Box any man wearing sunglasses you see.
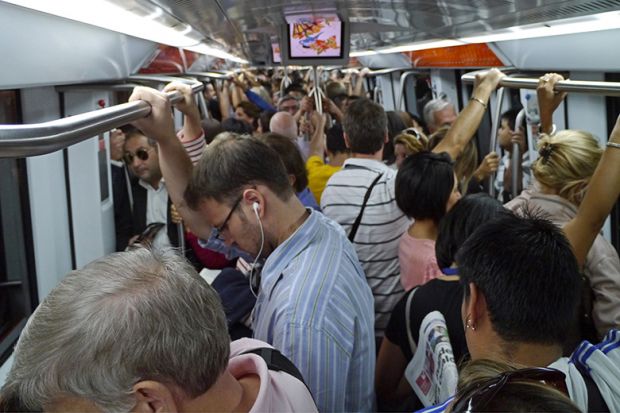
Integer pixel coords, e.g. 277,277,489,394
122,94,205,252
127,83,376,413
121,129,176,249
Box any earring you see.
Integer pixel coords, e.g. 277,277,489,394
466,318,476,331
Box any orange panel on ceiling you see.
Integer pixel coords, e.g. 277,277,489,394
406,43,504,68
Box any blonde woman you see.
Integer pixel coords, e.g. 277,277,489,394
506,74,620,339
430,127,500,194
448,359,580,412
393,131,428,168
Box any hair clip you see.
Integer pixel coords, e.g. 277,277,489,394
539,143,554,163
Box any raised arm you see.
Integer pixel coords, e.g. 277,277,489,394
537,73,568,135
352,68,369,97
433,68,505,160
217,79,232,120
129,86,210,239
564,114,620,267
308,111,327,159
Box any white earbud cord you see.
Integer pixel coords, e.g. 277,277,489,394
249,210,264,298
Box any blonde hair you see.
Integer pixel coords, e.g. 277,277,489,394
394,132,428,156
450,359,580,413
533,130,602,205
429,127,478,194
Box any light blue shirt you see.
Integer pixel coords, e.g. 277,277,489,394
252,209,376,412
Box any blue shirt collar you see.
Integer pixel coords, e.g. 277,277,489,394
261,208,319,289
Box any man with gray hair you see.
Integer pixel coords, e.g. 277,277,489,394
119,84,376,412
0,248,317,412
423,96,457,133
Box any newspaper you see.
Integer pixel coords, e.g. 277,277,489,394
404,311,458,407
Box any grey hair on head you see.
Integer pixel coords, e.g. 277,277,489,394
423,97,453,130
1,248,229,412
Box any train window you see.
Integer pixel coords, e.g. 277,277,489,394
0,90,37,365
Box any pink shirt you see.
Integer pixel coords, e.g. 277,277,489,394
229,338,318,412
398,232,443,291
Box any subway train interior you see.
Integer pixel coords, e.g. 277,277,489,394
1,0,620,408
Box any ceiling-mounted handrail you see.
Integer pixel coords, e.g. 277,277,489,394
462,71,620,96
0,81,203,158
365,68,417,77
186,71,234,80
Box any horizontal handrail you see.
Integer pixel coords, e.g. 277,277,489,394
0,81,203,158
462,71,620,96
186,71,235,80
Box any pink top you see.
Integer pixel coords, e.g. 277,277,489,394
398,232,443,291
229,338,318,413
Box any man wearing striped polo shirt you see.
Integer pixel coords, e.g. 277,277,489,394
321,98,411,338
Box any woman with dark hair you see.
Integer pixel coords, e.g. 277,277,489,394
395,152,461,291
235,101,261,132
376,194,505,411
256,133,320,211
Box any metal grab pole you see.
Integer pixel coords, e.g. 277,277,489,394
462,72,620,96
196,90,210,120
488,87,505,198
310,67,323,114
0,82,203,158
511,109,526,199
397,71,417,111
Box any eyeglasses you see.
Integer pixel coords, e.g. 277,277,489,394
450,367,568,412
123,147,150,164
214,196,243,240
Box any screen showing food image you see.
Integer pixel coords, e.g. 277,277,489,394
272,42,281,63
288,15,343,58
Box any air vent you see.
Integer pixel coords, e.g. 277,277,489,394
520,0,620,23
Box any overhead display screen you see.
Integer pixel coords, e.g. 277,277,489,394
287,15,344,59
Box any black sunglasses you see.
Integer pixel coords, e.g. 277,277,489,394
451,367,568,412
123,148,150,164
214,196,243,239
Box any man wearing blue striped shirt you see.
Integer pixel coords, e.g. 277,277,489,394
188,136,375,412
128,83,376,412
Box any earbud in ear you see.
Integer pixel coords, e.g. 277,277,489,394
252,202,260,214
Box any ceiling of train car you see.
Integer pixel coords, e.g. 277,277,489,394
143,0,620,64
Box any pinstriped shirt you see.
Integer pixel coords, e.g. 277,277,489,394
321,158,411,335
252,209,375,413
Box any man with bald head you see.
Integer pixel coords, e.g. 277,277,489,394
269,111,310,159
269,111,298,140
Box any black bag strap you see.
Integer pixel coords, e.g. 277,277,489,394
242,347,310,392
348,173,383,242
575,361,610,412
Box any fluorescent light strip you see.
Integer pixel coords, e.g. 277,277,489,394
184,45,249,64
3,0,248,62
372,10,620,54
377,39,462,54
461,10,620,43
350,50,379,57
